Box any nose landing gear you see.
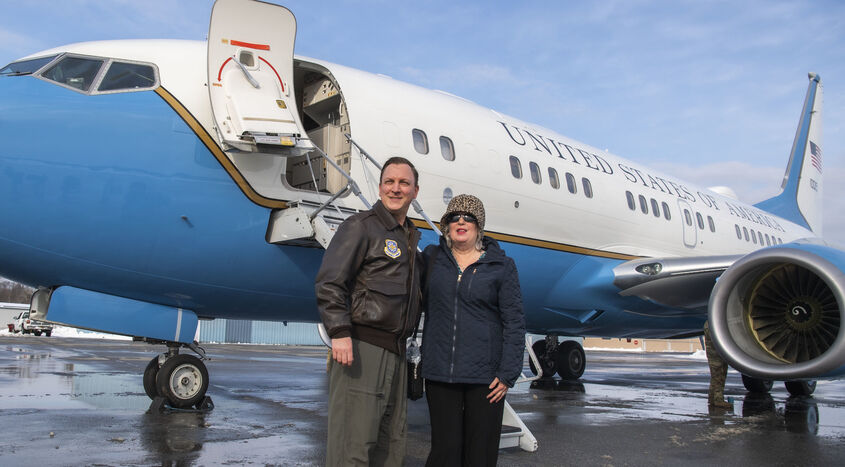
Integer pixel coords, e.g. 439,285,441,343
143,341,212,410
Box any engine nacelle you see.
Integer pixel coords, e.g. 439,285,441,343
709,242,845,380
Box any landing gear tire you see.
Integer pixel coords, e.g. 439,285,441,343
529,340,556,378
555,341,586,380
34,330,42,336
785,380,817,396
155,354,209,408
742,374,773,393
143,357,160,400
45,330,51,337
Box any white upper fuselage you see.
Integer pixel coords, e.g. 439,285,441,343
25,39,815,259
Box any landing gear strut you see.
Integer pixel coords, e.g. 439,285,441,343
741,374,817,397
143,342,211,409
528,335,586,380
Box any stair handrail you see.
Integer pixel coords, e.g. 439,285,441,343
306,144,371,220
344,134,442,236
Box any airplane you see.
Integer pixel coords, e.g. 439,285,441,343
0,0,840,411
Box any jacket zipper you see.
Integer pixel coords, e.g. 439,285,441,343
398,230,418,353
449,271,462,379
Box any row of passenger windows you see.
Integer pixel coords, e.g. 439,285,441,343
626,191,672,221
410,129,596,199
734,224,783,246
625,191,716,232
412,129,455,161
508,156,594,197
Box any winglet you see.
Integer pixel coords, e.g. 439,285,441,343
754,73,823,234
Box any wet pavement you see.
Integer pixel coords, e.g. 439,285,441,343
1,336,844,466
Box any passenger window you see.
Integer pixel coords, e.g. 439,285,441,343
566,173,577,194
707,216,715,232
626,191,635,210
696,212,704,230
638,195,648,214
735,224,742,239
743,227,749,241
509,155,522,179
548,168,560,189
41,55,104,92
582,178,593,198
98,61,156,92
412,129,429,154
684,209,692,226
661,202,671,220
765,234,771,246
750,229,757,244
650,199,660,217
439,136,455,161
1,55,57,76
529,162,542,184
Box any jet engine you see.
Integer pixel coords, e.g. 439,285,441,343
709,242,845,380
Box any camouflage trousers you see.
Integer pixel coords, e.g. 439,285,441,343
703,321,728,403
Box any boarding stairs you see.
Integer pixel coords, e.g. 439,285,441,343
265,135,539,452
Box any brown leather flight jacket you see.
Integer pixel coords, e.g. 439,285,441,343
315,200,422,355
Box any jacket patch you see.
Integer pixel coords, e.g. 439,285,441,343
384,239,401,259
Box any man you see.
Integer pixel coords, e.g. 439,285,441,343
704,321,732,409
315,156,422,466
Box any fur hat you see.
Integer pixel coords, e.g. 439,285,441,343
440,194,486,233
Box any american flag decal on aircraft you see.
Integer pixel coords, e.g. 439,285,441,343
810,141,822,172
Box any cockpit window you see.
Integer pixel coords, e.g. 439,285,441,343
30,53,159,95
0,55,58,76
98,62,156,92
41,56,105,92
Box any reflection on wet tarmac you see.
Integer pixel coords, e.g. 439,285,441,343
0,346,149,410
141,411,206,465
529,379,586,393
3,340,845,465
741,393,821,435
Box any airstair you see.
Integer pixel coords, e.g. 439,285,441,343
264,135,539,452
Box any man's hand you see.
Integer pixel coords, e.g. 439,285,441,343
331,337,354,366
487,377,508,403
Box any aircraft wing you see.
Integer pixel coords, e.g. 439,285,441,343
612,255,742,311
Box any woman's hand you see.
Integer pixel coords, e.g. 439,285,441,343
487,377,508,403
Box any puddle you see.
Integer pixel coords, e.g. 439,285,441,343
0,357,150,410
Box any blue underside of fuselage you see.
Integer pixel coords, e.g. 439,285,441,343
0,77,704,338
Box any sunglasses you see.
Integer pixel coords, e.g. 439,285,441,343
446,212,478,225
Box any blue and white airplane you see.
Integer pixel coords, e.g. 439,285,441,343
0,0,840,408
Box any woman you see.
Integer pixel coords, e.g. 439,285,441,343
421,194,526,467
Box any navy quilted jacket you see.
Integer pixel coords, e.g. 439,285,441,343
420,236,526,387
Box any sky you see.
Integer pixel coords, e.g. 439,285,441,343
2,0,844,243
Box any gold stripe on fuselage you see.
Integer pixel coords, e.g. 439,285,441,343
154,87,287,209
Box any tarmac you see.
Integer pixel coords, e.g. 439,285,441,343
2,334,845,466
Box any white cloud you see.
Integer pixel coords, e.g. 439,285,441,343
0,27,46,63
653,160,845,245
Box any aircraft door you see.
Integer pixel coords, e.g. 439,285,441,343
207,0,308,154
677,199,697,248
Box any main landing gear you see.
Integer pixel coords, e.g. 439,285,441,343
142,341,212,410
528,335,586,380
741,374,817,397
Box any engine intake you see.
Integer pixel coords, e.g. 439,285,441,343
709,243,845,380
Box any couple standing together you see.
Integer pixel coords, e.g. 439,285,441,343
315,157,526,466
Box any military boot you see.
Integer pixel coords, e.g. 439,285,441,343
708,390,732,409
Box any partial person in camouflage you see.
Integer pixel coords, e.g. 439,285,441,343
703,321,732,409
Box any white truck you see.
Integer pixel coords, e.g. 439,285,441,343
8,310,53,336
